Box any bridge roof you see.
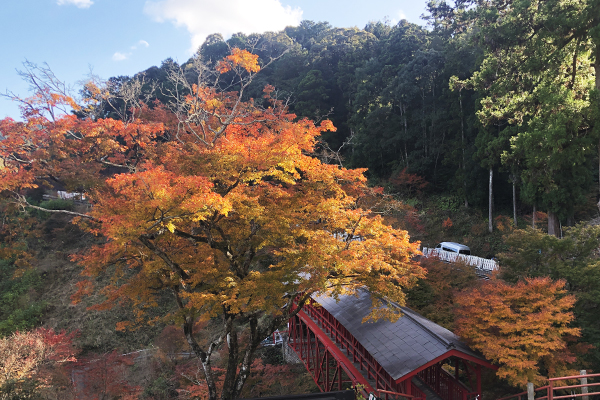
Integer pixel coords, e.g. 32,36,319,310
312,289,490,381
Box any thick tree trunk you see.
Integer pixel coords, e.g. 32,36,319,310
548,210,559,237
183,317,218,400
221,325,239,400
532,204,536,229
489,168,493,233
231,317,260,399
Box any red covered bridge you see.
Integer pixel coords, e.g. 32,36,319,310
287,289,496,400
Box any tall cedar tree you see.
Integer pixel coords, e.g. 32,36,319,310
454,277,580,388
0,50,424,400
452,0,600,233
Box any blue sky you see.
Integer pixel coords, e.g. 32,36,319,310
1,0,431,119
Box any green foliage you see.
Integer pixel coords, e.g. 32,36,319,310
431,195,463,212
39,199,74,211
29,199,75,220
260,346,285,366
0,378,43,400
141,375,174,399
460,0,600,220
0,260,46,337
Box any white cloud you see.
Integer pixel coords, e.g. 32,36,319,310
130,40,150,50
144,0,303,53
390,9,407,25
112,52,130,61
56,0,94,9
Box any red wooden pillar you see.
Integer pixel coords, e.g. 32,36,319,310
455,358,460,381
476,364,482,398
436,363,442,394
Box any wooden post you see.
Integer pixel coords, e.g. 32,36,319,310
477,364,482,397
581,370,589,400
455,358,460,381
527,382,535,400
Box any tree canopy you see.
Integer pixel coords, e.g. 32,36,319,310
0,50,424,400
454,277,580,388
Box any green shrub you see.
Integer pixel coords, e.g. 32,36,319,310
39,199,74,211
0,260,46,337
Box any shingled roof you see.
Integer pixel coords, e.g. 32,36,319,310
311,288,489,381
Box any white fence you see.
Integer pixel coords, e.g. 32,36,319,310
422,247,498,271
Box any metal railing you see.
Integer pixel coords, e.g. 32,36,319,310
417,363,477,400
497,372,600,400
422,248,498,271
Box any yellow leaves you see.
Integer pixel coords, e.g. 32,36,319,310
95,166,231,239
205,98,222,110
165,222,176,233
216,48,261,74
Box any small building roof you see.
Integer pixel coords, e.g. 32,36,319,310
312,288,490,381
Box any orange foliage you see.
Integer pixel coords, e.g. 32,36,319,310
216,48,261,74
442,217,453,229
454,277,580,387
0,49,424,400
494,214,514,232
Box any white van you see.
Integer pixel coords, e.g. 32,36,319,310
435,242,471,255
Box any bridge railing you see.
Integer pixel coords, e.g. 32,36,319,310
302,301,426,400
496,372,600,400
422,248,498,272
288,315,359,393
417,363,477,400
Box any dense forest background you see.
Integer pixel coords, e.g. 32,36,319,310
94,0,599,233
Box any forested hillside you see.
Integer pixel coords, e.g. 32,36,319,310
1,0,600,398
95,1,599,230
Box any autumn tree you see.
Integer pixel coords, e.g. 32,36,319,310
0,49,424,400
72,351,141,400
500,225,600,367
0,328,78,399
454,277,580,387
